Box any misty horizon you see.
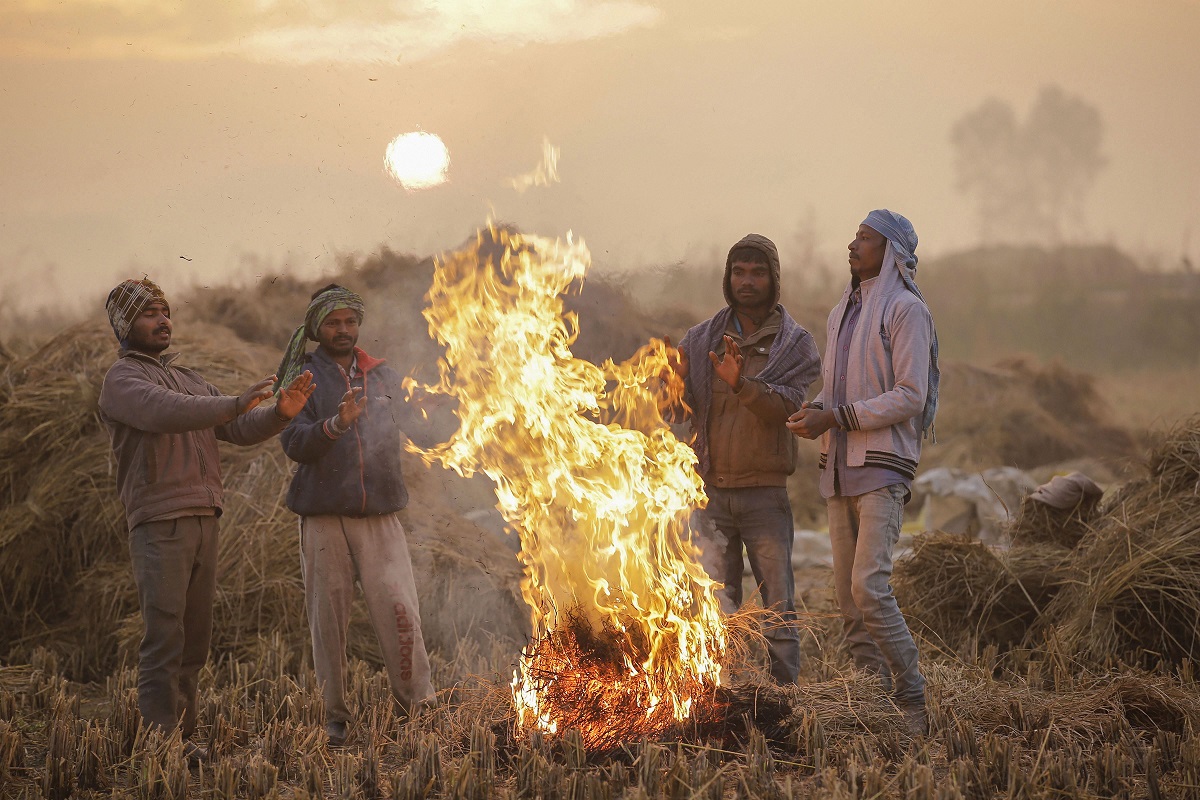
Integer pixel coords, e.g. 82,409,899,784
2,1,1198,312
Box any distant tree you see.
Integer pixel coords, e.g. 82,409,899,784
951,85,1105,244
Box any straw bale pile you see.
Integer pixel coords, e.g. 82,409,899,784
1046,417,1200,665
0,322,138,677
1008,490,1100,549
893,534,1073,653
897,417,1200,666
0,321,527,681
931,357,1135,470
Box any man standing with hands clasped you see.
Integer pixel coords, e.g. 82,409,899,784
278,284,435,749
787,210,939,735
99,278,315,765
667,234,821,685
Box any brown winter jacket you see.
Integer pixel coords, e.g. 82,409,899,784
704,309,798,487
98,350,288,529
677,234,822,489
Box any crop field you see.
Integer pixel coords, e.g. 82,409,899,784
2,243,1199,798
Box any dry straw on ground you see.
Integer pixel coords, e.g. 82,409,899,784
1047,417,1200,666
893,534,1073,654
1008,492,1100,549
930,357,1136,470
896,416,1200,667
4,634,1200,799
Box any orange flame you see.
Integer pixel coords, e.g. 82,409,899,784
406,225,725,748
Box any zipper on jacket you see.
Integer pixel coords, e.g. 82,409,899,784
340,365,369,515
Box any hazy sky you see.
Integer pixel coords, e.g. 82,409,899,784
2,0,1198,309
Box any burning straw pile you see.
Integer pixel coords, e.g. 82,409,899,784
410,226,726,750
897,416,1200,666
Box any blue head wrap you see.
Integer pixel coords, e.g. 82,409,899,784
862,209,939,439
863,209,918,269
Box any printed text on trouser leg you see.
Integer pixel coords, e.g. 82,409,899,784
394,603,414,680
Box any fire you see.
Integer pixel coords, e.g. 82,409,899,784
407,225,726,749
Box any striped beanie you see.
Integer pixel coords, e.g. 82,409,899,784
105,278,169,342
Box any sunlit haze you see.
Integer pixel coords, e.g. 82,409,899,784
1,0,1198,309
384,132,451,191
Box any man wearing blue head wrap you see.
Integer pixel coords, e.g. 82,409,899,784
787,210,939,735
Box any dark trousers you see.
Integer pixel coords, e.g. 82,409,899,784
128,515,218,738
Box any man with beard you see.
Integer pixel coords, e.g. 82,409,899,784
667,235,821,684
277,284,435,748
787,210,939,735
98,278,315,764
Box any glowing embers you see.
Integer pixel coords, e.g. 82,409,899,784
408,225,726,749
513,608,724,752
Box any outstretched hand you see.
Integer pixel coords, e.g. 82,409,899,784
274,371,315,420
236,376,278,415
709,335,744,390
336,387,367,429
662,335,689,381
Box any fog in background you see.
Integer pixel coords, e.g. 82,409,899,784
1,0,1198,315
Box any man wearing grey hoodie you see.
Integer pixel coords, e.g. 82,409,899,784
787,210,939,735
669,234,821,684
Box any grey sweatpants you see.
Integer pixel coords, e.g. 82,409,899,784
300,513,435,724
128,514,218,738
827,483,926,705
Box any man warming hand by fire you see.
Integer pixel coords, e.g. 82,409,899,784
277,284,435,748
98,278,315,765
786,210,939,736
668,234,821,685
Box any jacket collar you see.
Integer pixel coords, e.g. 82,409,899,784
120,349,179,368
312,345,386,374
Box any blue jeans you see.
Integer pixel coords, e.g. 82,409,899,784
698,486,800,684
827,484,925,705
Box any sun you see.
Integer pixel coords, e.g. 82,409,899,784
384,132,450,190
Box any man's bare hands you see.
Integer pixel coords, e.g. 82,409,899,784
663,335,689,381
786,402,838,439
709,335,744,390
336,387,367,429
236,376,278,415
275,371,315,421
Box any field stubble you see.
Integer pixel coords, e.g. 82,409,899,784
4,246,1200,797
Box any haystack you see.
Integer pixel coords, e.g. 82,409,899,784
930,357,1135,471
1045,417,1200,665
0,321,528,680
893,533,1073,653
1008,494,1097,549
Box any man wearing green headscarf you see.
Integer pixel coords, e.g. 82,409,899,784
280,284,435,748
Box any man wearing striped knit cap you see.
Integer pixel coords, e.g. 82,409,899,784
787,210,940,736
99,277,315,764
278,284,435,748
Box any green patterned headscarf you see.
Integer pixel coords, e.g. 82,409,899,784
275,284,365,392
